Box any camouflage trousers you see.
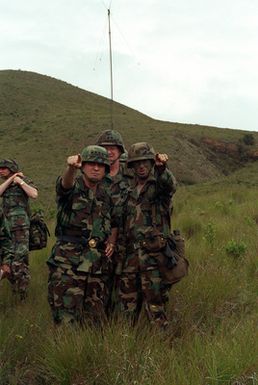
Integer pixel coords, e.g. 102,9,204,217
160,282,173,306
48,264,110,325
8,228,30,300
118,269,168,328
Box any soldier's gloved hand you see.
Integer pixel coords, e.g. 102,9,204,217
67,154,82,168
155,153,168,166
0,264,11,280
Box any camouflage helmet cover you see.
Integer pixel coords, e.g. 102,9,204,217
119,149,128,163
127,142,155,167
0,159,19,173
96,130,125,153
81,145,110,173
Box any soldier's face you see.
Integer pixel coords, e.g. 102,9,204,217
132,160,153,180
82,162,105,183
103,145,121,164
0,168,12,178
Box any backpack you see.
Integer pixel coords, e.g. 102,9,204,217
29,210,50,251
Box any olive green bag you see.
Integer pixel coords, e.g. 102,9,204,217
143,204,189,285
29,210,50,251
157,230,189,285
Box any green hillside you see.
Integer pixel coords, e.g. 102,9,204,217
0,70,258,384
0,69,258,212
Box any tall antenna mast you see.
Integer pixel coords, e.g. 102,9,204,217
108,8,114,101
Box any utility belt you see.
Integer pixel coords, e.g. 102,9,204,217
57,229,105,250
128,237,166,253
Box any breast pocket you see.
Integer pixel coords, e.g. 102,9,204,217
70,198,92,226
71,197,92,212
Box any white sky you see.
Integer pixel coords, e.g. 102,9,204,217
1,0,258,132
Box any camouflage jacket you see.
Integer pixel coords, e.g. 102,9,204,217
48,175,117,273
1,176,36,230
0,208,14,265
122,166,177,272
103,163,134,226
103,164,134,270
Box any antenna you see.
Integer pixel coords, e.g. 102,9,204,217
108,8,114,101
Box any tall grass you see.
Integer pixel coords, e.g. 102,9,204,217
0,182,257,385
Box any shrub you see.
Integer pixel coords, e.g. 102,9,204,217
203,222,216,247
242,134,255,146
225,240,247,258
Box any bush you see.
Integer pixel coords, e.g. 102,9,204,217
242,134,255,146
225,240,247,258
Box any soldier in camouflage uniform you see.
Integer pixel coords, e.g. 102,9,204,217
0,208,14,281
47,145,118,325
0,159,38,300
96,130,133,313
118,142,177,328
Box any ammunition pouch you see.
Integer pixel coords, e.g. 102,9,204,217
141,229,167,252
156,230,189,285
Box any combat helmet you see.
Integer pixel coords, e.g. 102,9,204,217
96,130,125,153
0,159,19,173
81,145,110,173
119,149,128,163
127,142,155,168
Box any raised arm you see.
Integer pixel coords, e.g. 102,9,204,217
13,176,38,199
61,154,82,189
155,153,177,197
0,172,23,196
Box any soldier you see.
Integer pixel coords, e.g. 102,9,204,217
0,208,14,281
118,142,177,328
0,159,38,300
47,145,118,325
96,130,133,313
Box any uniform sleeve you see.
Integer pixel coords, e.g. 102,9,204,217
110,194,120,228
155,167,177,198
24,176,38,190
56,176,75,200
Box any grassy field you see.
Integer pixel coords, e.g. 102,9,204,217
0,178,257,385
0,69,257,384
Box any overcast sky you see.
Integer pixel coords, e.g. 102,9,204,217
1,0,258,132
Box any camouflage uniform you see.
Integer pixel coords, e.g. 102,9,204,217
118,143,177,327
0,208,14,274
0,159,36,299
103,164,133,271
47,146,117,325
96,130,133,312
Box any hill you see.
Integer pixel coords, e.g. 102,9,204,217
0,69,258,211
